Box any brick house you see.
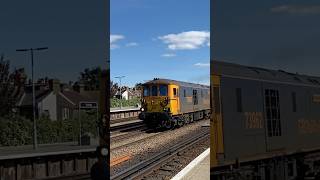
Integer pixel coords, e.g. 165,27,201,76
17,79,98,121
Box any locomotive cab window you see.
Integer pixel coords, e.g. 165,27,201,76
143,86,150,96
173,88,178,97
159,85,168,96
151,85,158,96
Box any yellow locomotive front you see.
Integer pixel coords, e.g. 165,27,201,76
138,80,180,129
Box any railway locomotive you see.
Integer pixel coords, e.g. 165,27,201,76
138,78,210,129
211,61,320,179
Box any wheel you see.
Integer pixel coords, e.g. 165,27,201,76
164,119,172,129
177,117,184,127
184,115,190,124
189,114,194,123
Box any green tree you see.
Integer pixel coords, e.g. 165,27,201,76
0,54,27,116
110,80,119,97
134,83,143,91
0,115,32,146
73,67,102,91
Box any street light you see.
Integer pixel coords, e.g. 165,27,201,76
114,76,125,109
16,47,48,150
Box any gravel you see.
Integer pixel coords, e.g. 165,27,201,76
110,119,210,176
143,135,209,179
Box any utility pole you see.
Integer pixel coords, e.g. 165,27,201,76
16,47,48,150
114,76,125,109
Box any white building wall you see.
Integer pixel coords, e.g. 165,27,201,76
38,92,57,120
122,91,129,100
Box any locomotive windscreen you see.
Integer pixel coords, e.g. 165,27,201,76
143,84,168,96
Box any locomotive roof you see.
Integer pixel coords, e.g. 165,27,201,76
212,60,320,87
143,78,209,89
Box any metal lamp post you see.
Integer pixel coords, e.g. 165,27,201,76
16,47,48,150
114,76,125,109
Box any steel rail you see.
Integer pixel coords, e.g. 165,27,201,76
110,121,145,132
110,129,209,180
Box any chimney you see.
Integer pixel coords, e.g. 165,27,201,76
49,79,60,93
79,83,85,93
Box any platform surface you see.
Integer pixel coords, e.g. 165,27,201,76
110,107,140,112
110,119,142,127
172,148,210,180
0,142,97,160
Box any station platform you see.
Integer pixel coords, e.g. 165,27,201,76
172,148,210,180
110,119,142,128
0,142,97,160
110,107,140,113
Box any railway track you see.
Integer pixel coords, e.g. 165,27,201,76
110,119,209,151
110,121,145,132
111,132,160,151
110,129,209,180
110,120,145,132
110,117,139,124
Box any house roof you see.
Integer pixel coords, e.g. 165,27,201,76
17,89,51,106
212,60,320,87
17,89,99,107
61,90,99,106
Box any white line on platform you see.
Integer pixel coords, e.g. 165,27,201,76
171,148,210,180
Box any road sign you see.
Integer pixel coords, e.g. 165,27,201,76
79,101,98,109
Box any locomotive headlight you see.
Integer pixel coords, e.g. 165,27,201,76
96,145,108,158
141,107,145,112
101,147,108,156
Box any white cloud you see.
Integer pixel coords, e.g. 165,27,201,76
189,75,210,85
194,63,210,67
110,34,125,49
158,31,210,50
126,42,138,47
162,53,176,57
110,34,124,43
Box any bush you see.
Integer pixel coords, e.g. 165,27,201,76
0,115,32,146
0,112,99,146
110,97,140,108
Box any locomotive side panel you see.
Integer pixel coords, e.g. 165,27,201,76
295,86,320,150
199,88,210,110
221,77,267,162
179,85,210,114
179,86,195,114
220,77,320,165
261,82,320,153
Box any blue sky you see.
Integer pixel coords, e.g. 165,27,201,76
111,0,210,87
0,1,107,82
213,0,320,76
